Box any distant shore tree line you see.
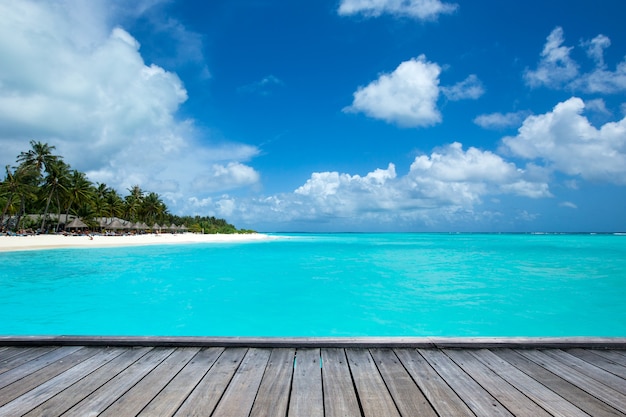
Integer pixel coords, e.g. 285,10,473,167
0,141,254,234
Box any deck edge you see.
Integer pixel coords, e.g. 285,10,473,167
1,336,625,349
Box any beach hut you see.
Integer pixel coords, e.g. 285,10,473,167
152,223,161,233
107,218,124,231
66,217,88,230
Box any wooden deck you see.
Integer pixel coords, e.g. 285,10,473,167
0,339,625,416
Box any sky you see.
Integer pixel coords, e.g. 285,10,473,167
1,0,626,232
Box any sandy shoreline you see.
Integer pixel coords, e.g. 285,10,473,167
0,233,279,252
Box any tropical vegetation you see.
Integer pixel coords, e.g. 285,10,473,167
0,141,252,234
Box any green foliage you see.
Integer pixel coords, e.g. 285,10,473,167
1,142,255,234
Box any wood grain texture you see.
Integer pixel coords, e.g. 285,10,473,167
1,344,626,417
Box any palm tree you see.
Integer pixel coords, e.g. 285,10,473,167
16,141,59,181
39,159,70,232
0,165,37,231
124,185,144,222
63,170,94,226
140,192,167,225
104,189,125,218
92,183,110,219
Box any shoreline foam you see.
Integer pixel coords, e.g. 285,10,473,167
0,233,278,252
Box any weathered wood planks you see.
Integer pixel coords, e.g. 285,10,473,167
0,344,625,417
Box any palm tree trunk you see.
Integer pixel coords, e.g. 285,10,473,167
15,197,25,232
0,195,13,231
40,188,55,233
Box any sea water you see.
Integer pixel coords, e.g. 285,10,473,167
1,233,625,337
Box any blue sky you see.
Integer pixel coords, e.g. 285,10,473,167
1,0,626,232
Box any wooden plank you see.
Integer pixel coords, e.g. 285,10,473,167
62,347,173,417
0,348,126,416
0,346,99,407
395,348,475,416
0,348,55,374
249,348,295,417
444,349,552,417
567,349,626,380
212,348,272,417
519,349,626,414
544,350,626,392
419,349,513,417
346,348,401,417
0,346,82,390
497,349,624,417
99,347,201,417
370,348,437,417
22,347,150,417
288,348,323,417
470,349,589,417
137,347,224,417
320,348,361,417
0,347,32,362
588,349,626,367
173,347,248,417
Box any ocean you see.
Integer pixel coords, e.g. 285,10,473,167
1,233,625,337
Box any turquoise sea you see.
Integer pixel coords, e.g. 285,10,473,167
1,233,625,337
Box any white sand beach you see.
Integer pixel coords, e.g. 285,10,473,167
0,233,278,252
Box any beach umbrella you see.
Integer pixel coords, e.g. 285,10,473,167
66,217,88,230
152,223,161,232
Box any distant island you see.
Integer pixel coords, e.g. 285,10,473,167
1,141,255,235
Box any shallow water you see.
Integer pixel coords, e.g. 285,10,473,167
1,233,625,337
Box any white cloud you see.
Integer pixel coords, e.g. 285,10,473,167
344,55,442,127
560,201,578,209
441,74,484,101
406,142,551,204
502,97,626,183
474,111,530,129
524,27,579,89
525,27,626,94
192,162,260,193
583,34,611,68
338,0,457,20
199,142,551,230
0,0,260,213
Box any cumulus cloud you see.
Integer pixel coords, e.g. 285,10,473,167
474,111,530,129
407,142,551,203
338,0,457,20
525,27,626,93
502,97,626,183
344,55,442,127
0,0,260,212
200,142,551,230
345,56,484,127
